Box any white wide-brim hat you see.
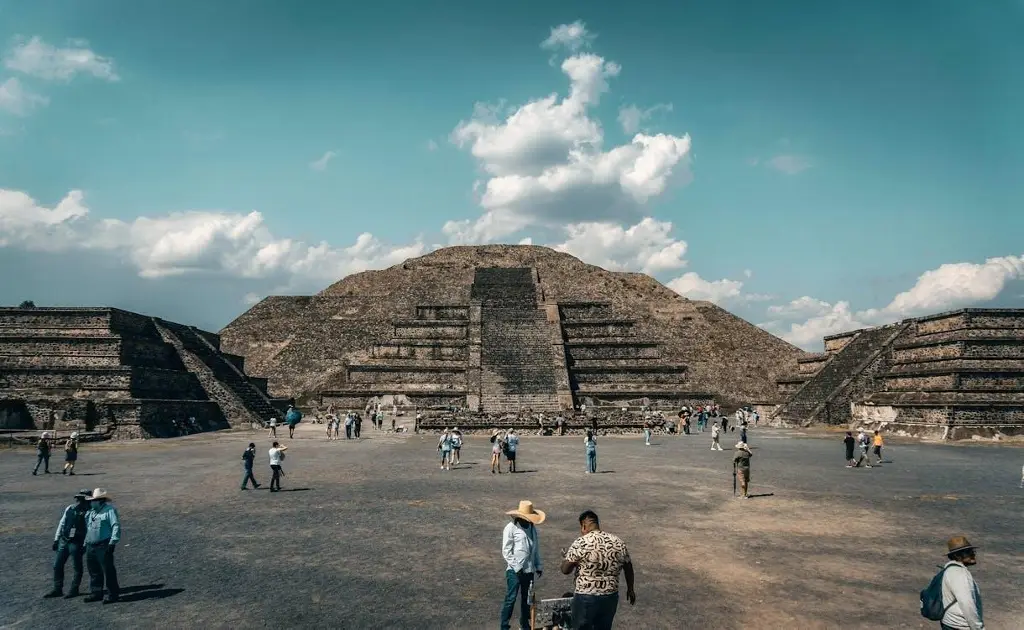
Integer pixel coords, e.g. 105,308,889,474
89,488,112,501
506,500,546,524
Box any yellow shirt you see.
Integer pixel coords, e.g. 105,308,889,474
873,434,883,446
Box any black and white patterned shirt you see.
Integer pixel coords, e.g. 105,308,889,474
565,530,631,595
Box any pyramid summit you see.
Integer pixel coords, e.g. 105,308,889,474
220,244,805,411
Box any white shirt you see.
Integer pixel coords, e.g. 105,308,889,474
269,448,285,466
502,521,542,574
941,561,984,629
712,425,721,438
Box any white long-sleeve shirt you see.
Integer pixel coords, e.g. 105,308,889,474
941,561,984,630
502,520,542,574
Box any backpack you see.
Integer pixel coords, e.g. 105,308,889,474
920,566,955,620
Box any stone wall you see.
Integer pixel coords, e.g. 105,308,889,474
892,343,961,362
824,331,858,354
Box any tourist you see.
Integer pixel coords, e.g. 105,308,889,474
1020,464,1024,489
391,413,396,432
721,415,729,433
285,405,302,439
500,500,545,630
733,443,753,499
416,412,422,432
561,510,636,629
490,430,505,474
326,417,334,440
438,429,454,470
34,431,52,475
643,421,652,446
556,415,565,436
740,422,748,445
699,408,708,432
268,416,278,438
451,427,463,465
44,489,91,599
753,410,761,426
268,442,287,492
83,488,120,603
872,430,884,465
844,432,857,467
585,430,598,473
710,422,723,451
937,536,984,629
62,433,79,476
241,443,261,490
344,412,353,439
506,428,520,473
855,429,872,468
354,412,362,439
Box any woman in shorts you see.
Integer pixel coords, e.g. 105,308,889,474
490,430,505,474
62,433,79,475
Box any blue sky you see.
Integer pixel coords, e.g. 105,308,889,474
1,0,1021,349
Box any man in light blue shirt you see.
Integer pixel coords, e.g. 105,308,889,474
83,488,120,603
500,500,545,630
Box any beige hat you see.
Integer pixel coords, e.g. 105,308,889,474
734,442,751,452
506,500,546,525
89,488,112,501
947,535,977,555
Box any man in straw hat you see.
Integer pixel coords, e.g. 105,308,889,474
733,442,753,499
43,489,91,598
83,488,121,603
500,500,545,630
938,536,984,629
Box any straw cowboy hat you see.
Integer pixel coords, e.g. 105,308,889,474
947,535,977,555
89,488,112,501
734,442,751,452
70,432,79,439
506,500,546,525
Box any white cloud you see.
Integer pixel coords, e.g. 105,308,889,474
540,20,595,53
4,36,119,82
0,189,426,289
309,150,337,172
426,139,439,152
553,217,687,274
767,254,1024,349
667,272,744,304
617,103,673,135
743,269,753,278
449,24,690,243
767,154,812,175
0,77,48,116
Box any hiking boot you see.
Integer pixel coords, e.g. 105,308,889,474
83,593,104,602
43,589,62,598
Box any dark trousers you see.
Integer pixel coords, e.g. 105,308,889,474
270,465,282,490
85,541,119,598
571,592,619,630
54,540,84,592
354,423,360,438
241,467,258,488
500,569,533,630
345,424,352,439
34,454,50,474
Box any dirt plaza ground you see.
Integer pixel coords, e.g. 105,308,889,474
1,423,1022,629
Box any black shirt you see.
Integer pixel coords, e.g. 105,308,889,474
844,436,855,456
242,449,255,468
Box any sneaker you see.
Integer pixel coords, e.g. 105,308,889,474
62,470,67,475
69,472,75,476
32,471,37,476
43,589,62,598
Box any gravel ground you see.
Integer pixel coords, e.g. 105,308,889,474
1,424,1021,629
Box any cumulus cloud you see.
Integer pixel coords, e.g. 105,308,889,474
553,217,687,274
766,154,812,175
667,272,744,304
4,36,119,82
617,103,673,135
449,23,691,243
540,20,595,53
0,77,48,116
309,150,337,172
766,254,1024,349
0,188,426,290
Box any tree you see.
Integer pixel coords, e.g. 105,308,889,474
17,300,36,308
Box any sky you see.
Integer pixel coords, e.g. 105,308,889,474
1,0,1022,350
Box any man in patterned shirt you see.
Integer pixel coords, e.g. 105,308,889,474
560,510,636,629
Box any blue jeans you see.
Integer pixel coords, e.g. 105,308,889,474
500,569,533,630
85,541,119,598
571,592,619,630
54,540,84,592
241,467,258,488
34,454,50,474
586,450,597,473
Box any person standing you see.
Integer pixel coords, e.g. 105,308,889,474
285,405,302,439
268,416,278,438
872,430,884,465
844,432,857,467
642,421,652,447
561,510,636,630
451,428,463,465
344,413,354,439
44,489,91,598
268,442,287,492
82,488,120,604
62,433,79,475
354,413,362,439
34,432,52,475
938,536,984,629
733,443,753,499
506,429,520,473
500,501,545,630
721,415,729,434
490,430,505,474
740,420,748,445
438,429,453,471
710,423,723,451
241,443,261,490
585,430,598,473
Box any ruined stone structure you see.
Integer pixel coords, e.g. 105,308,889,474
765,308,1024,439
221,245,804,415
0,308,279,439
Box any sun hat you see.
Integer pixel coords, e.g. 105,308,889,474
70,432,79,439
734,442,751,452
947,535,977,555
89,488,112,501
506,500,546,524
74,489,92,499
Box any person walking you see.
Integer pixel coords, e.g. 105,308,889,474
938,536,984,629
643,421,652,446
34,432,52,475
354,413,362,439
872,430,884,465
345,413,354,440
62,433,79,475
585,430,598,473
268,416,278,438
44,489,91,599
855,429,872,468
844,432,857,467
451,428,463,465
561,510,636,630
285,405,302,439
82,488,120,604
241,443,261,490
733,443,753,499
500,500,545,630
506,429,520,473
438,429,454,471
710,422,723,451
740,421,748,445
268,442,287,492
